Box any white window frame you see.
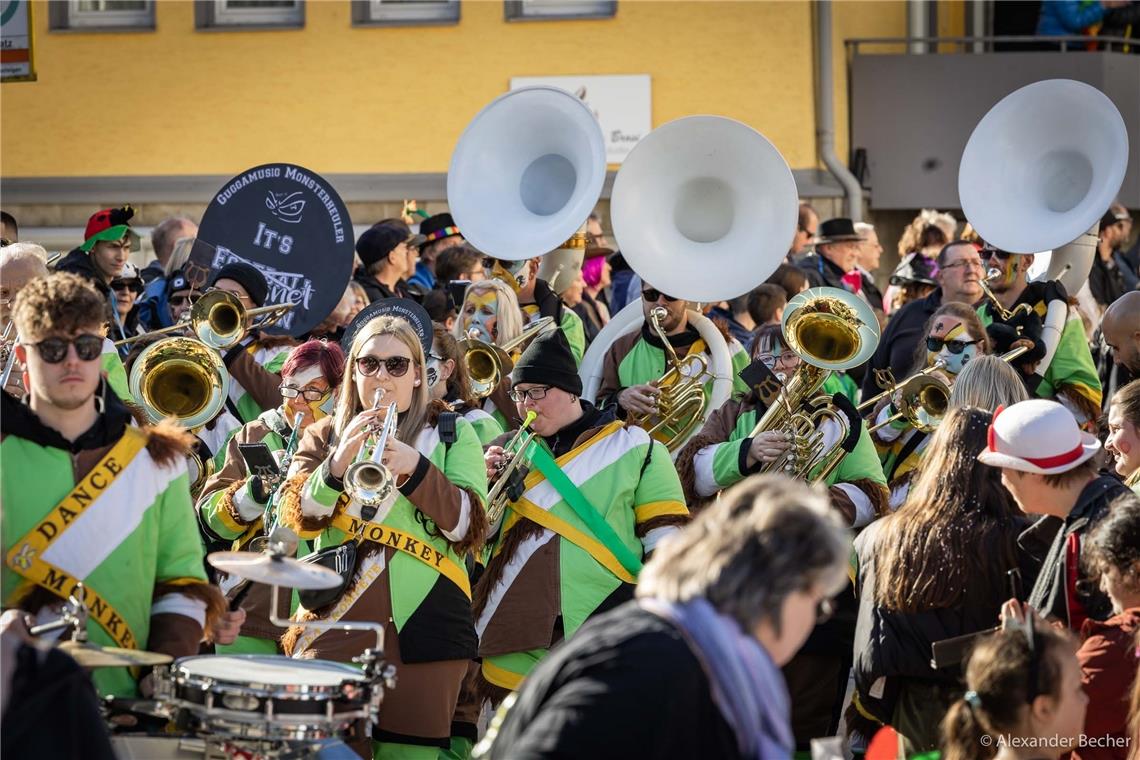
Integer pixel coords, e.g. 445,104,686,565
354,0,459,26
50,0,155,31
504,0,615,21
197,0,304,30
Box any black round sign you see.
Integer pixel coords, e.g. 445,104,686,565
196,163,354,337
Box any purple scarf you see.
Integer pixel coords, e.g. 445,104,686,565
640,597,793,759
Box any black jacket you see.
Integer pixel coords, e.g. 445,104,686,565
860,289,943,404
797,251,848,290
352,269,408,303
1088,253,1128,308
486,602,739,760
1021,475,1137,628
55,248,112,299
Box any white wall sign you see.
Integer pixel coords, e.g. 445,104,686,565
510,74,651,164
1,0,35,83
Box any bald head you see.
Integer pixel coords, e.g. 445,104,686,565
1102,291,1140,373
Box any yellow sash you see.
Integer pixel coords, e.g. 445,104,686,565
330,512,471,599
6,427,148,649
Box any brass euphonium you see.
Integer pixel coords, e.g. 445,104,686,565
345,390,399,512
114,290,294,349
461,317,556,399
628,306,709,452
485,410,538,527
749,288,880,483
129,336,230,429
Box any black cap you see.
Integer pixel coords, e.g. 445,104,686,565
356,222,412,269
511,328,582,396
210,262,268,307
167,268,192,295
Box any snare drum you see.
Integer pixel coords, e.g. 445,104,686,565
155,655,380,742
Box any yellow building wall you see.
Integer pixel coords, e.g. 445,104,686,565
1,0,908,179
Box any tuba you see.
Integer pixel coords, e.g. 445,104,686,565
749,288,880,482
461,317,556,399
580,115,798,454
129,336,230,429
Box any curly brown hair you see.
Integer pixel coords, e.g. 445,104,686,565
12,272,107,342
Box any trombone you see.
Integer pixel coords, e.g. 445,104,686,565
345,390,400,517
486,410,538,527
461,317,556,399
114,290,294,350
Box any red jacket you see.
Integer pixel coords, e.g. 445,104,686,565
1072,607,1139,760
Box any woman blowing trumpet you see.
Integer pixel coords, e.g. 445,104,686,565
277,300,488,758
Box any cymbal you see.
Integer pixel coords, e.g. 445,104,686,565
207,551,344,590
59,641,172,668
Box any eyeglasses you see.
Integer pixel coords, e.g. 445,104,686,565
927,336,978,355
509,385,552,402
641,288,679,303
355,355,412,378
815,597,835,624
941,258,984,272
756,350,798,367
169,293,198,307
30,334,104,363
280,385,328,401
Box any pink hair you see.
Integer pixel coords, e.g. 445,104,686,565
280,339,346,389
582,256,605,288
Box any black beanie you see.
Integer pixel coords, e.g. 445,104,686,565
211,262,268,307
511,328,582,396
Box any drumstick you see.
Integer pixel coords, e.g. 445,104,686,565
228,580,254,611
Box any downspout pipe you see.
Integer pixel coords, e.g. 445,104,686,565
815,0,864,222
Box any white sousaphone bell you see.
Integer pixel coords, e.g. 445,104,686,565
959,78,1129,294
579,115,799,456
447,86,608,261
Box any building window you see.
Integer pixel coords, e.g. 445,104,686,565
196,0,304,30
504,0,615,21
352,0,459,26
50,1,155,31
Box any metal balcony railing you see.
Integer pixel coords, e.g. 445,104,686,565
847,35,1136,55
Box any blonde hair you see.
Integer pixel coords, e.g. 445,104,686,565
335,315,430,446
164,236,196,278
948,355,1030,410
452,279,523,345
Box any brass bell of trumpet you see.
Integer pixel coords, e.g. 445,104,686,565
129,336,230,429
114,290,294,349
867,374,950,434
461,317,556,399
345,391,400,512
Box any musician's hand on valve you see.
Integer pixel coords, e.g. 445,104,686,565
329,407,386,480
746,431,792,467
618,384,659,416
381,436,420,477
484,446,506,481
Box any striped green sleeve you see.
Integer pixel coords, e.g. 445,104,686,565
827,422,888,486
559,308,586,366
101,344,131,402
711,438,749,489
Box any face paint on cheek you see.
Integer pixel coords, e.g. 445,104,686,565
307,391,334,421
939,343,978,375
426,358,441,388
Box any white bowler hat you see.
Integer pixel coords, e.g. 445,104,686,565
977,398,1100,475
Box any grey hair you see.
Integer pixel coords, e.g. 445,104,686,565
854,222,875,236
948,355,1030,410
151,216,196,262
637,475,851,634
0,242,50,271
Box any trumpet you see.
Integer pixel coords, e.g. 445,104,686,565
461,317,556,399
115,290,294,349
980,267,1034,323
345,390,399,515
867,374,950,434
485,410,538,527
628,307,708,452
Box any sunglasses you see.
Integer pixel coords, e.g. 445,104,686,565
927,336,977,355
641,288,679,303
983,248,1013,260
111,279,144,294
509,385,551,402
169,293,198,307
280,385,328,401
355,355,412,378
31,334,104,363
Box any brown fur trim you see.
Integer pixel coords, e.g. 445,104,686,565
634,513,689,538
257,334,298,353
471,518,547,622
144,419,196,467
278,472,336,536
1056,383,1101,427
673,430,725,513
705,312,733,343
452,486,489,558
472,669,513,712
425,398,451,427
153,581,227,632
219,479,259,527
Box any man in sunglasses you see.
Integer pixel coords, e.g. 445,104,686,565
1,272,224,699
484,254,587,365
976,245,1102,426
596,283,749,425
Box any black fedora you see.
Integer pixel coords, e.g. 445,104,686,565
816,217,865,245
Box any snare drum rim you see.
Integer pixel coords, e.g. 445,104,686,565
169,655,369,701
